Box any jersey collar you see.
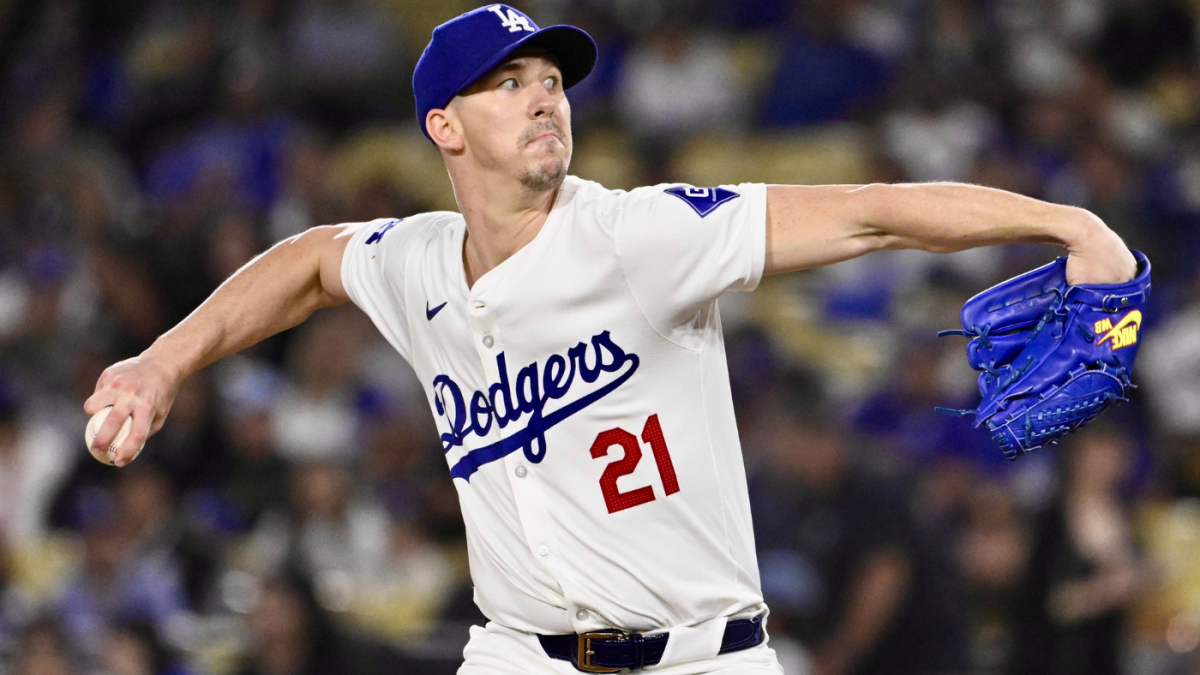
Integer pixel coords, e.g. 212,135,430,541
455,177,578,299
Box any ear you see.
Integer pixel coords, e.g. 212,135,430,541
426,108,464,152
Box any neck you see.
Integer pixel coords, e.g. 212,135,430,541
453,169,560,288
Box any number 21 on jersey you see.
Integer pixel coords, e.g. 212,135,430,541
589,414,680,514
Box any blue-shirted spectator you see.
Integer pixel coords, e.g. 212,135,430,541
56,488,187,660
760,1,891,127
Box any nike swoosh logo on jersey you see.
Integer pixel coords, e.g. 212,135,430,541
431,330,639,481
426,301,447,320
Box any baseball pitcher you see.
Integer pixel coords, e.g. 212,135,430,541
87,5,1141,674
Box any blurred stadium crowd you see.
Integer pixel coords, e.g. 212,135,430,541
1,0,1200,674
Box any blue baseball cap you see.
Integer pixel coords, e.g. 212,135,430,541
413,5,598,142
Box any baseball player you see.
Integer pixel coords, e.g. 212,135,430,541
86,5,1137,674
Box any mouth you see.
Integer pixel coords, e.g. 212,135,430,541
528,132,561,146
521,122,566,149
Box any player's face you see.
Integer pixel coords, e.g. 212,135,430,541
449,51,572,191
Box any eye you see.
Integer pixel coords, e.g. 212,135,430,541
500,78,519,90
543,76,558,90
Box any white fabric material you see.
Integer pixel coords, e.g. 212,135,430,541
341,176,768,637
657,616,729,667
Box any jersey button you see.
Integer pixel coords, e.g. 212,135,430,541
514,466,527,478
576,609,589,621
537,545,550,558
483,335,494,348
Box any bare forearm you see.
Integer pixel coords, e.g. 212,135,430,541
765,183,1136,284
859,182,1086,253
145,225,348,381
85,224,355,466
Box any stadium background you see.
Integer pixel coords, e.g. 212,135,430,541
1,0,1200,673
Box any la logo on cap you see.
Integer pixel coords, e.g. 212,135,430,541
488,5,536,33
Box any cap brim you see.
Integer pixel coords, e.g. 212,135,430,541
446,25,598,108
521,25,598,90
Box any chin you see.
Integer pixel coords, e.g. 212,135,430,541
518,154,568,191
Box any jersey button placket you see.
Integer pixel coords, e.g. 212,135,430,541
467,294,499,364
503,451,563,579
467,294,565,590
467,296,503,447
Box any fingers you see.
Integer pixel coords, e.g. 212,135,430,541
88,366,133,452
85,360,137,416
91,399,150,467
83,391,115,417
113,403,152,467
84,369,119,416
84,354,184,467
85,360,164,467
91,397,133,457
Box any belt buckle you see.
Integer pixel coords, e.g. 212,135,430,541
577,630,627,673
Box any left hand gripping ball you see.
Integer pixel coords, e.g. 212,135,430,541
85,406,143,465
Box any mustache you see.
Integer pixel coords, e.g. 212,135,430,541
519,120,566,147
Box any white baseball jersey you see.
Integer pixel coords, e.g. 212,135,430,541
341,176,769,648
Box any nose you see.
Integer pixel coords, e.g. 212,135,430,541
530,86,558,120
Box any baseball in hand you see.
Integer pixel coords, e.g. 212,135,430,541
84,406,141,466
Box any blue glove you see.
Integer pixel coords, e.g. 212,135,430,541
938,251,1151,459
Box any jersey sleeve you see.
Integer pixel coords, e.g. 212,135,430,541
613,182,767,337
340,217,416,362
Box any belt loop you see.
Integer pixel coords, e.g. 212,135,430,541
631,632,646,670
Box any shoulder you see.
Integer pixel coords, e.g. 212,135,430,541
610,183,766,246
626,182,758,218
559,177,697,223
340,212,463,290
561,176,759,213
560,176,703,214
351,212,460,242
344,212,462,258
562,177,675,209
557,176,620,215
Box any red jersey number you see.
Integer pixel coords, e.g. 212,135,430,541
589,414,680,514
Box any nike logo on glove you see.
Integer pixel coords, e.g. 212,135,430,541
426,301,447,320
1096,310,1142,349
